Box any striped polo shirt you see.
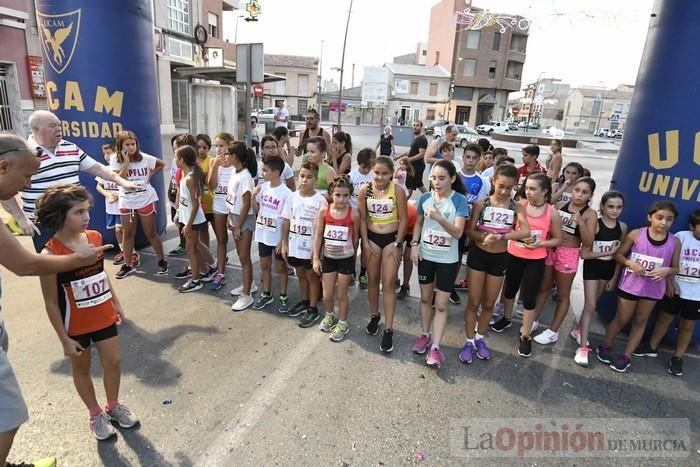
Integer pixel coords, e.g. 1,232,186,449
21,137,97,219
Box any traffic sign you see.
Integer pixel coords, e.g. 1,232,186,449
609,114,620,122
533,94,544,105
252,83,263,97
512,108,520,116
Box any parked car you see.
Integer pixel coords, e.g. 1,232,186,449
476,121,510,135
595,128,610,137
455,125,480,148
545,126,565,138
508,122,520,131
252,107,294,130
518,121,528,129
425,119,451,135
527,121,541,129
613,129,624,139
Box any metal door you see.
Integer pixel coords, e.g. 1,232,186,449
191,84,237,137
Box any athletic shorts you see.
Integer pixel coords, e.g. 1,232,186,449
467,245,508,277
288,256,312,270
418,260,460,292
120,202,156,216
106,214,122,230
551,246,580,275
69,323,118,349
229,213,256,233
258,243,284,261
583,259,616,281
458,233,469,257
367,230,397,249
205,213,214,223
504,254,545,310
322,256,355,275
0,322,29,432
659,295,700,321
179,222,208,232
617,288,657,303
406,162,425,190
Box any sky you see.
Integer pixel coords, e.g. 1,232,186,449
225,0,655,90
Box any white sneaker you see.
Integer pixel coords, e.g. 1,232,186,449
574,346,591,367
230,282,258,296
570,327,590,346
232,294,254,312
534,328,559,345
489,303,504,324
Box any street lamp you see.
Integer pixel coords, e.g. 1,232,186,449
525,71,545,133
595,81,606,135
336,0,354,131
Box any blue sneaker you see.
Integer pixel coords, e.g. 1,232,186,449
252,292,274,310
458,341,475,364
278,295,289,314
210,272,226,290
475,338,491,360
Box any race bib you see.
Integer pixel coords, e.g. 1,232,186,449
678,258,700,283
559,210,577,235
593,240,619,261
214,183,228,199
257,213,277,232
423,228,450,251
560,192,572,204
368,199,394,220
290,219,313,239
516,229,542,247
627,252,664,274
482,206,514,231
70,271,112,309
226,192,234,207
324,224,349,247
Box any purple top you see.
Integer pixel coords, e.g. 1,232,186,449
618,227,676,300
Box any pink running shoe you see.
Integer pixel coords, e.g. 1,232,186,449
426,348,445,368
412,335,432,355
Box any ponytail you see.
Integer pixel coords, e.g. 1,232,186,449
228,141,258,177
176,146,205,194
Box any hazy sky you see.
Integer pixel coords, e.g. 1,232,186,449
226,0,654,89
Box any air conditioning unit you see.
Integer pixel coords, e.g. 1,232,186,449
205,48,224,67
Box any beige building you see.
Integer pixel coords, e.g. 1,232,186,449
262,54,319,119
518,78,571,128
562,85,634,134
426,0,529,127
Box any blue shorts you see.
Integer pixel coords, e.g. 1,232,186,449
106,214,122,230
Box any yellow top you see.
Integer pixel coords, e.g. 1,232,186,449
366,182,399,225
199,155,214,213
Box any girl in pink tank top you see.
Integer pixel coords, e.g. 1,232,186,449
597,201,681,373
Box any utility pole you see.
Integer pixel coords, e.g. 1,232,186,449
525,72,544,133
595,81,606,134
337,0,354,131
317,40,324,111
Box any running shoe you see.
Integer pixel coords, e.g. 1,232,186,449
252,292,274,310
112,251,125,265
490,302,505,323
426,348,445,369
198,266,216,283
174,267,192,280
131,253,140,267
533,328,559,345
329,322,349,342
514,300,524,317
610,355,631,373
210,272,226,290
6,457,58,467
90,412,116,440
287,301,307,318
449,290,461,305
230,282,258,296
319,314,337,332
287,264,296,276
298,308,320,328
453,279,469,290
458,341,475,364
632,341,658,358
394,278,400,289
412,334,432,355
397,285,410,299
358,273,368,290
475,338,491,360
520,320,539,335
157,259,168,275
490,317,512,333
179,279,203,293
461,254,468,266
668,357,683,377
106,403,139,428
168,245,185,256
596,344,613,364
231,294,254,312
366,314,381,336
518,336,532,358
115,264,135,279
569,327,590,347
380,329,394,353
278,295,289,313
574,346,591,367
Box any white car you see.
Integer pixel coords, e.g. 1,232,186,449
476,121,510,135
545,126,565,138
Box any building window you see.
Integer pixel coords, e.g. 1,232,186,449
298,74,309,96
168,0,190,34
493,32,501,51
591,100,602,117
298,99,308,114
208,12,218,38
505,61,522,80
465,30,480,49
171,79,189,124
462,59,477,77
421,49,427,56
429,82,438,96
453,86,474,100
488,61,497,79
0,66,14,132
426,109,436,120
510,34,527,53
410,81,419,95
612,102,624,113
273,73,286,94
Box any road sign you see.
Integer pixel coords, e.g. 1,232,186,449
512,108,520,116
252,83,263,97
609,114,620,122
533,94,544,105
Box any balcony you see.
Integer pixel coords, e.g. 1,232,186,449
507,49,526,62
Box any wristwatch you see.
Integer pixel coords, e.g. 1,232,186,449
394,241,403,249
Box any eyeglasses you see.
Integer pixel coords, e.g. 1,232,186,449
0,147,42,157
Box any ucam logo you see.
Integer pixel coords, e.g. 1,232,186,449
638,130,700,202
36,9,81,74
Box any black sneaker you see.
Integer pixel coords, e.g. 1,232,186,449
174,267,191,280
178,279,203,293
115,264,134,280
449,289,461,305
632,341,658,358
156,259,168,275
397,285,410,299
298,308,320,328
287,301,308,318
490,317,512,333
394,278,401,289
668,357,683,376
380,329,394,353
518,335,532,358
198,266,216,283
366,314,381,335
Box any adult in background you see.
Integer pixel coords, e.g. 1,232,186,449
296,109,331,159
375,125,396,158
396,120,428,199
270,126,294,167
274,101,289,128
250,116,261,156
0,134,110,467
424,124,459,171
0,110,137,252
